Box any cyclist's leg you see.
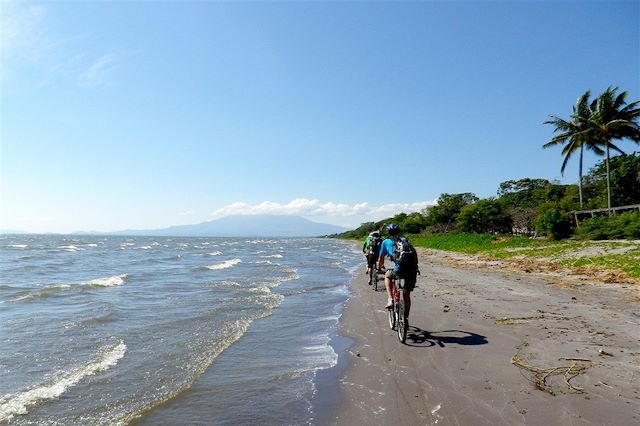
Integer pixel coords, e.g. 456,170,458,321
384,269,395,308
367,255,377,284
402,290,411,318
402,278,416,317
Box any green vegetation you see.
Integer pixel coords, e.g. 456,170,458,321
545,87,640,209
575,212,640,240
409,234,640,278
338,87,640,278
339,87,639,243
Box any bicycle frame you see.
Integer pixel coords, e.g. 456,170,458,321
387,276,408,343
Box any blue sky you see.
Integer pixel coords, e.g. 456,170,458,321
1,0,639,233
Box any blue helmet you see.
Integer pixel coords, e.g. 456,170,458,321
386,223,400,236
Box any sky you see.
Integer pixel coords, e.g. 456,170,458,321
1,0,639,233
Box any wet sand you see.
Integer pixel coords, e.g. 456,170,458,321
333,249,639,425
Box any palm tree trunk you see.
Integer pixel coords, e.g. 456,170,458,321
605,142,611,210
578,144,584,208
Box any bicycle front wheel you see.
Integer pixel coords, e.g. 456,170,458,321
397,298,408,343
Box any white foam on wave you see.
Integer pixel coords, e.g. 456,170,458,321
206,259,241,270
260,254,283,259
82,243,98,247
0,340,126,422
8,275,127,302
83,274,128,287
206,251,222,256
7,244,28,249
57,245,82,252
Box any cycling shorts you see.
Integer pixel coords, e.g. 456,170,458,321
385,269,416,292
366,253,379,268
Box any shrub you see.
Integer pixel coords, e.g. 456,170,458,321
575,211,640,240
535,207,572,240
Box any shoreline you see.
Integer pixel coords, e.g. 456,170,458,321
331,248,639,425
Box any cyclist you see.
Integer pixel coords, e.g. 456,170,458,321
362,231,382,285
377,223,419,316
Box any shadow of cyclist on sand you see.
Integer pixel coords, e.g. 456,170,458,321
404,328,488,348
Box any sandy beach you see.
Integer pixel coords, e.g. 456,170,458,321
334,248,639,425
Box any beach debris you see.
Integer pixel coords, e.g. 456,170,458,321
443,304,450,312
356,352,361,357
495,316,537,325
511,353,593,394
598,348,614,356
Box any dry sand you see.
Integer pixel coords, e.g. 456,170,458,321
333,248,639,425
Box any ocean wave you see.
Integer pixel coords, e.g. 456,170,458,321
0,340,126,422
7,244,28,249
206,251,222,256
56,245,83,252
205,259,242,270
260,254,283,259
8,275,128,302
115,316,272,425
83,274,128,287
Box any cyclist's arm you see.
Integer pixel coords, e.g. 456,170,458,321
377,240,390,270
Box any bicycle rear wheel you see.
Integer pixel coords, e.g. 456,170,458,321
387,303,395,329
397,298,408,343
373,271,378,291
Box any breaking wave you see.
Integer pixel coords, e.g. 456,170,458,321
0,340,126,422
205,259,242,270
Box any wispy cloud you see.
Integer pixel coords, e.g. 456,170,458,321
79,53,119,86
1,0,47,64
1,1,121,87
211,198,436,225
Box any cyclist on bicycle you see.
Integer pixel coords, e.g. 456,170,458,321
377,223,419,315
362,230,382,285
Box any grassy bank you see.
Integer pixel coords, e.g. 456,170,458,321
408,234,640,278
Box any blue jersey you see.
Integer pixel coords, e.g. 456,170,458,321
379,238,399,271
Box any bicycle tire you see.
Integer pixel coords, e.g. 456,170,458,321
373,271,378,291
388,303,395,329
397,297,407,343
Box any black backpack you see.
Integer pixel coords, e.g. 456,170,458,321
393,236,418,281
368,235,382,254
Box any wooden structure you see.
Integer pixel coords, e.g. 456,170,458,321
572,204,640,227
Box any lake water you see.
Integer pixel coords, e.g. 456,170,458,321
0,235,361,425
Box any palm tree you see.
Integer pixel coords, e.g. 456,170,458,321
588,87,640,209
544,91,604,208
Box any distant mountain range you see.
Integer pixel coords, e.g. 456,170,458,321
72,215,346,237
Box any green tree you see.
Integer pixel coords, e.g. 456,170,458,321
543,91,604,208
498,178,551,208
535,205,572,240
583,153,640,207
588,87,640,208
426,193,478,231
457,199,512,234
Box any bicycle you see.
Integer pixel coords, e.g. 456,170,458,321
387,276,408,343
367,253,380,289
372,267,379,291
